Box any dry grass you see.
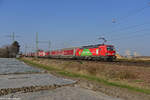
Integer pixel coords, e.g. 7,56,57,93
24,57,150,89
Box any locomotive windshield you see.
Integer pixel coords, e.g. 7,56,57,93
107,46,114,51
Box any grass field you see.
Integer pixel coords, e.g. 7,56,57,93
19,57,150,94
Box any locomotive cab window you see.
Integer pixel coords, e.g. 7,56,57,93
107,46,114,51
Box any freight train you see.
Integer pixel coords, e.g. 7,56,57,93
25,44,116,61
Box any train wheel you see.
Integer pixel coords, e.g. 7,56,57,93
107,58,113,62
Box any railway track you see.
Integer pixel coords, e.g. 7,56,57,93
102,60,150,67
38,57,150,67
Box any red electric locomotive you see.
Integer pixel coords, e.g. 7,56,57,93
75,44,116,61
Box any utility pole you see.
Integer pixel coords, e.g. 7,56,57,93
6,32,19,43
48,41,51,52
35,32,51,57
36,32,39,58
25,44,27,55
12,32,15,42
24,44,35,55
38,40,51,51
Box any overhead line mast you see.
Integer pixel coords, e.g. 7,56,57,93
35,32,51,58
36,32,39,58
6,32,19,43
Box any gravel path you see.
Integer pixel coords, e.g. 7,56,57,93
1,86,123,100
0,73,76,89
0,58,41,74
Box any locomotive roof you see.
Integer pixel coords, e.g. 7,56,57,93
80,44,112,49
61,47,79,50
45,44,114,51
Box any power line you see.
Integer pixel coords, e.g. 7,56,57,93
35,32,51,52
5,32,20,42
106,2,150,38
24,44,35,54
110,28,150,40
111,32,150,41
104,22,150,36
102,22,150,42
112,2,150,23
38,40,51,51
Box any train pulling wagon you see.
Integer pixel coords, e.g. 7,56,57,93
28,44,116,61
75,44,116,61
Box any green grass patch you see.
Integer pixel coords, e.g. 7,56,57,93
19,58,150,94
134,80,144,83
58,71,150,94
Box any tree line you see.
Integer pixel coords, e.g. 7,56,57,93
0,41,20,58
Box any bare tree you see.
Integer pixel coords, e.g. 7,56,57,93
0,41,20,58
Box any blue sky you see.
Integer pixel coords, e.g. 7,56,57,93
0,0,150,56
